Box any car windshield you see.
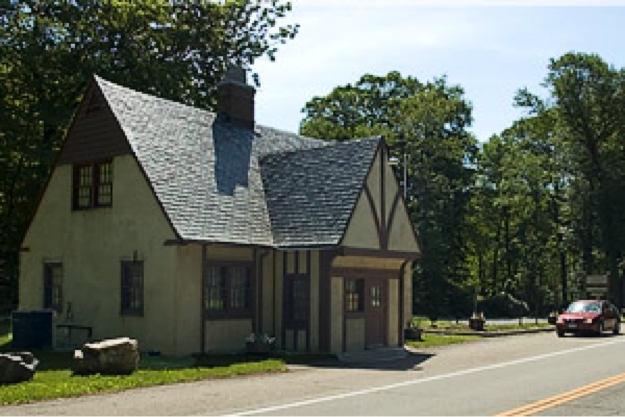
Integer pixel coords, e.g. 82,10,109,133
567,301,601,314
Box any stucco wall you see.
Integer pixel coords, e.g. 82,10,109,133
333,256,404,270
261,251,275,336
346,318,365,351
388,201,420,252
173,245,202,355
20,155,178,353
207,246,254,262
341,148,419,253
341,192,380,249
200,245,255,353
205,320,252,352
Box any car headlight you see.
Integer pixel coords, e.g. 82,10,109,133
585,318,595,324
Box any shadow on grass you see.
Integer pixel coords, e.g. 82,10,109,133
0,321,427,373
195,350,435,372
193,352,337,368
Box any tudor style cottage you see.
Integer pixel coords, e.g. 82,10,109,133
19,69,420,355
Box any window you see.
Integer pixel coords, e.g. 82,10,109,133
73,161,113,209
121,261,144,315
43,263,63,312
371,285,383,307
284,276,309,326
203,265,252,317
345,279,364,313
205,267,226,310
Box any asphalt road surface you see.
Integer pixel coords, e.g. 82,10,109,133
3,332,625,416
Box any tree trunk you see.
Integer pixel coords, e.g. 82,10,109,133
492,217,502,293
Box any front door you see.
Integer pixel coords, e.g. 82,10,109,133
365,279,386,348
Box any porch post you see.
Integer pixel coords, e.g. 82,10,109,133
398,260,409,347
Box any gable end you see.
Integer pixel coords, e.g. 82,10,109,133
57,80,131,165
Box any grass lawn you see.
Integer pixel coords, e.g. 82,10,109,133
412,318,552,332
0,321,10,347
0,324,288,406
484,322,552,331
405,333,481,349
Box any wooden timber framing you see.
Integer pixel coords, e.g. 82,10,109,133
281,250,312,351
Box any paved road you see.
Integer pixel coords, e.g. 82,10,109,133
3,332,625,416
540,382,625,416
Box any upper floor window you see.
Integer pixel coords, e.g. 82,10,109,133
73,161,113,209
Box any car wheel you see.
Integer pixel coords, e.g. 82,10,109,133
614,321,621,335
597,322,604,336
557,330,565,337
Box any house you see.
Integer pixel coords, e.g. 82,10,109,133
18,69,420,355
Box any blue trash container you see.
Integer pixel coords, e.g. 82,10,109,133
12,311,53,349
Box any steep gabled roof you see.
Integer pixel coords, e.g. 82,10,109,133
95,76,381,248
261,138,380,248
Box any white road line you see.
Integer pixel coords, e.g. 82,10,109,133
228,338,624,416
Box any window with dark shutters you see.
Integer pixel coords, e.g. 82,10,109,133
284,275,309,328
121,261,143,316
345,279,364,313
73,160,113,210
203,265,253,318
43,263,63,312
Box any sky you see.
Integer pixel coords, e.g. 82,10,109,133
252,1,625,142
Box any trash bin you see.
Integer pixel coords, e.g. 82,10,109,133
12,311,53,349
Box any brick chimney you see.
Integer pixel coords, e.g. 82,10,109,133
217,67,255,129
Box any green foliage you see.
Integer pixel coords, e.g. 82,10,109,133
405,333,480,348
0,0,298,302
411,318,551,332
0,354,286,406
546,53,625,302
468,52,625,313
300,71,422,141
302,52,625,317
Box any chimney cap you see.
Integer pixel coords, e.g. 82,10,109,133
222,66,247,85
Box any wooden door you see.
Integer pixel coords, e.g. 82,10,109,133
365,279,386,348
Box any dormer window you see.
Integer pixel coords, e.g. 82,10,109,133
72,160,113,209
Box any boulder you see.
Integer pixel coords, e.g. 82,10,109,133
73,337,139,376
0,352,39,385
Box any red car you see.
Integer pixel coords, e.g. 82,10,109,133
556,300,621,337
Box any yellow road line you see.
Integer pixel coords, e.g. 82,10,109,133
496,372,625,416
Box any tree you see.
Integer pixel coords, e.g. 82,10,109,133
0,0,298,304
300,71,422,141
467,52,625,312
300,72,478,319
545,52,625,305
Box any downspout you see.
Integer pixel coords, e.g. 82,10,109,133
200,244,207,354
257,249,270,333
273,251,278,336
398,259,412,347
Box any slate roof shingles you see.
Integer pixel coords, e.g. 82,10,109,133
95,76,381,248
